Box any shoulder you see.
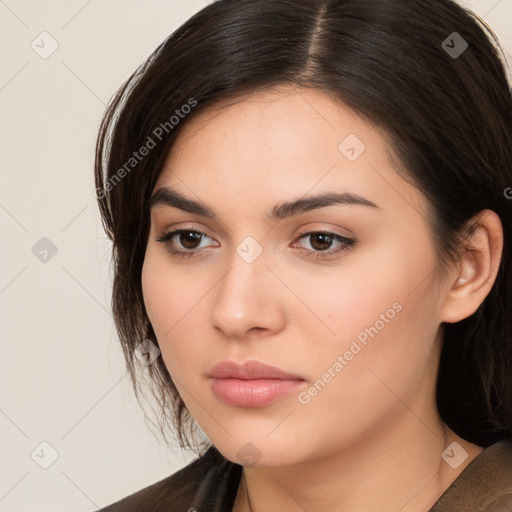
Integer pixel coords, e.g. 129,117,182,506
95,446,242,512
430,438,512,511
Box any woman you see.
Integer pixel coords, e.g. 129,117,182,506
94,0,512,510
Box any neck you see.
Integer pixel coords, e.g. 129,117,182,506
235,415,482,512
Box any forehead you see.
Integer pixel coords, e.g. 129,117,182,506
163,85,367,172
155,85,428,222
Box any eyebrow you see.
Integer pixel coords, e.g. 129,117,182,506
148,186,380,221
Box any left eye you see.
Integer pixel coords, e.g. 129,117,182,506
292,231,355,256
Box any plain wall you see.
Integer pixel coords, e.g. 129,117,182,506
1,0,511,510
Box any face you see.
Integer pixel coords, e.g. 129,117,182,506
141,85,451,467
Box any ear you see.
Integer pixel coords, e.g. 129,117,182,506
441,210,503,324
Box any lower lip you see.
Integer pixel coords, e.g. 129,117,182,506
211,378,304,407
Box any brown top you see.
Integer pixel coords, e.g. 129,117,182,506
97,439,512,511
430,440,512,511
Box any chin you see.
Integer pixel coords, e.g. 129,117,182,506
208,430,308,468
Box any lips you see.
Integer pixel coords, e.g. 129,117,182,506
210,360,304,380
209,360,305,407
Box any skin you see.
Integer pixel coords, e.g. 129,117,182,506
141,85,503,511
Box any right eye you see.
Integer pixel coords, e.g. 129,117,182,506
155,229,219,258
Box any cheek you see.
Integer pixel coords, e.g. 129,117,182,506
280,258,442,457
289,234,441,393
141,248,209,374
291,238,433,341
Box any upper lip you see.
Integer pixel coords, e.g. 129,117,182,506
210,360,304,380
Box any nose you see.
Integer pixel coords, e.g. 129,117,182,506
209,249,287,340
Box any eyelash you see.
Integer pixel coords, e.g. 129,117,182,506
155,228,356,260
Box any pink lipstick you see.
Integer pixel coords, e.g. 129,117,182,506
210,360,305,407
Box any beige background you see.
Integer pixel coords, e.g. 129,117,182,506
1,1,511,511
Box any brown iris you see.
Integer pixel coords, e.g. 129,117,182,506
308,233,334,251
179,231,202,249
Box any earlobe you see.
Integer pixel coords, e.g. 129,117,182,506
441,210,503,324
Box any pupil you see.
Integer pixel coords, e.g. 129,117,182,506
180,231,201,249
311,233,332,251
